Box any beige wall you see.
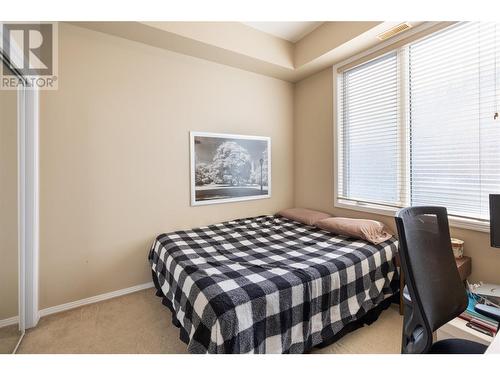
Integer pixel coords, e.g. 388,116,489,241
0,88,18,320
39,23,294,309
294,67,500,285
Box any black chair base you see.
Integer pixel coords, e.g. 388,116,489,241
429,338,487,354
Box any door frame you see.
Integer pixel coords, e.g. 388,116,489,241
1,43,40,332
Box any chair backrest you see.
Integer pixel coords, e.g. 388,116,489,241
395,206,468,353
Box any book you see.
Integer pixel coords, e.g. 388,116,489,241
461,310,497,324
461,309,498,328
466,321,495,337
466,294,498,325
470,317,498,334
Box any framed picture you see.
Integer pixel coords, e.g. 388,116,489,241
190,131,271,206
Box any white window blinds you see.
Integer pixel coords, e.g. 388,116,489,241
337,22,500,222
409,22,500,220
338,52,402,207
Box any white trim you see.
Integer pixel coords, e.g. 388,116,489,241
38,282,154,318
17,85,26,333
18,87,40,329
398,47,411,208
333,66,340,208
12,331,25,354
448,216,491,233
334,199,491,233
0,316,19,329
29,87,39,328
189,131,272,206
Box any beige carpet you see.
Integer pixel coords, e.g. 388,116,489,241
17,288,402,354
0,324,22,354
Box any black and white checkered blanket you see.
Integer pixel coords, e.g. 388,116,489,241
149,215,398,353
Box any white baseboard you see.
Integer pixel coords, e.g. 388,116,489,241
38,281,154,318
0,315,18,329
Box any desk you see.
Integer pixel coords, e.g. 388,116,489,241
486,331,500,353
395,255,472,315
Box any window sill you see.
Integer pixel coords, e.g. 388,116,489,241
334,199,490,233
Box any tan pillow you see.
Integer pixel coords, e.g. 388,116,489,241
315,217,393,245
278,208,331,226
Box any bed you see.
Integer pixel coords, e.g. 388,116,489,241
148,215,399,354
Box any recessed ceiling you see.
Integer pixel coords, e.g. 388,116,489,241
243,22,324,42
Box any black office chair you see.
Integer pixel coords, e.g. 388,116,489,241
395,206,500,354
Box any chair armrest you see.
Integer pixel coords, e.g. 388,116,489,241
475,304,500,323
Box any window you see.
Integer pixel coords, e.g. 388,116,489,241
337,22,500,225
338,52,401,207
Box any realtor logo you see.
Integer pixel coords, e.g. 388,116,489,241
1,22,58,89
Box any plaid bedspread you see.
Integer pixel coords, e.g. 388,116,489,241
148,215,398,353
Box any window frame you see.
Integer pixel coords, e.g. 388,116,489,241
333,22,492,233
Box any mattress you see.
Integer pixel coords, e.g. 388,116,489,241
148,215,399,353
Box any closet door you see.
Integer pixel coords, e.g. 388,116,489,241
0,64,21,353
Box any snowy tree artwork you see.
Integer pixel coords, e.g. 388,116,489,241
190,132,271,205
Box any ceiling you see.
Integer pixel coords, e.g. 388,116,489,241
242,22,324,42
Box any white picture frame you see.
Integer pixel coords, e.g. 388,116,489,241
190,131,271,206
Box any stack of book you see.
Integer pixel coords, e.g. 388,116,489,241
459,295,498,337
